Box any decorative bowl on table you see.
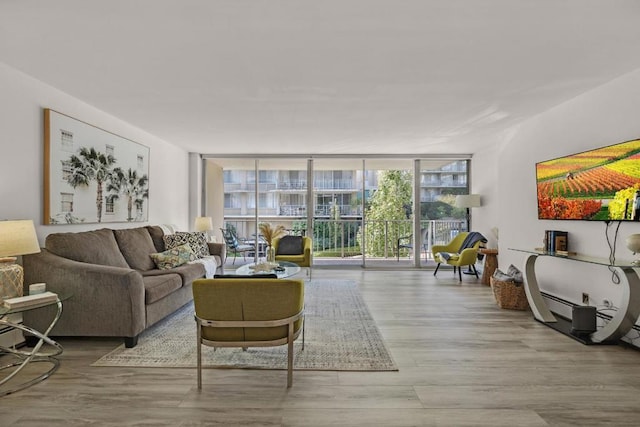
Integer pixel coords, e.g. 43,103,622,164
249,262,279,273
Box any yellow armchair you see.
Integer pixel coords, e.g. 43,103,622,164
192,277,305,388
432,232,486,281
273,236,312,277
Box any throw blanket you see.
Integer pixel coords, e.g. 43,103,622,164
190,256,217,278
439,232,487,261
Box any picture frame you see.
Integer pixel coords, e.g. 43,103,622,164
44,109,150,225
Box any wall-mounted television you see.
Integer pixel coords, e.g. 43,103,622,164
536,138,640,220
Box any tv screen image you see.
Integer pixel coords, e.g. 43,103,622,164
536,138,640,220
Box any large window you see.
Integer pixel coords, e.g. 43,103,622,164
207,156,471,268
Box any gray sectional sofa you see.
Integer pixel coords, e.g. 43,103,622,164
23,226,225,347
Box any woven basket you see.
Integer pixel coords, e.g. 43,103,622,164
490,277,529,310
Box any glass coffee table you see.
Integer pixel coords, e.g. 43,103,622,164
234,261,301,278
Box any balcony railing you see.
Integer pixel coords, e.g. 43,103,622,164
222,218,466,262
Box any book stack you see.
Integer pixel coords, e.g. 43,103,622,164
544,230,569,254
3,291,58,309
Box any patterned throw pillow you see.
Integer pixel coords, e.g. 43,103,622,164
150,243,197,270
163,231,209,258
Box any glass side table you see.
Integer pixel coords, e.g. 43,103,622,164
0,292,71,396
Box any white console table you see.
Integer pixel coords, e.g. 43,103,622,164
510,249,640,344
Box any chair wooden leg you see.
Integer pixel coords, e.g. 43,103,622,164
434,263,441,276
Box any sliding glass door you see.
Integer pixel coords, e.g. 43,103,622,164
205,155,471,269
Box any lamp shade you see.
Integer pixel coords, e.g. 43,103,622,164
626,234,640,254
455,194,481,209
0,220,40,258
194,216,214,232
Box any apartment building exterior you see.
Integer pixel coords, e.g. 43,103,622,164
222,160,468,221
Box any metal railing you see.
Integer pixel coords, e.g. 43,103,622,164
222,218,466,261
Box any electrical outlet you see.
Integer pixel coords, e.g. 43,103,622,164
582,292,589,304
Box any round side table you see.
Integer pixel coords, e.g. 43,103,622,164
479,248,499,286
0,293,70,396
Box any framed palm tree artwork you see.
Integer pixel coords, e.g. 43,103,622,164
44,109,150,224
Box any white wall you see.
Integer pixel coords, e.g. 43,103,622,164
0,62,191,243
475,67,640,346
205,161,225,243
471,143,501,249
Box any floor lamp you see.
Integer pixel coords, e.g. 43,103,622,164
455,194,482,274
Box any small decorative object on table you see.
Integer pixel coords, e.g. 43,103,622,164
259,222,286,262
3,291,58,309
490,265,529,310
249,262,279,273
625,233,640,266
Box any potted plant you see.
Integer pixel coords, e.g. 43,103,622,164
259,223,286,262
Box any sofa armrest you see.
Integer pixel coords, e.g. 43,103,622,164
22,249,146,338
207,242,226,260
207,242,226,274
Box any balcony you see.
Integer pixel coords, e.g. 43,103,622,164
221,218,466,267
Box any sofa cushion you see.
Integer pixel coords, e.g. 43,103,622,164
142,273,183,304
114,227,158,271
142,262,205,285
146,226,167,253
276,236,303,255
45,228,129,268
150,244,197,270
163,231,209,258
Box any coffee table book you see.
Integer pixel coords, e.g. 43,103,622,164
3,291,58,309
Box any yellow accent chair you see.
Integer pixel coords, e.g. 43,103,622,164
192,277,305,388
273,236,313,278
432,232,485,281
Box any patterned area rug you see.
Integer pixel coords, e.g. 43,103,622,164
92,279,397,371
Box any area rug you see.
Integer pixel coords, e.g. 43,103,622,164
92,279,397,371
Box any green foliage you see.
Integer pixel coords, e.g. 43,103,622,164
420,197,465,220
311,220,360,252
358,170,412,257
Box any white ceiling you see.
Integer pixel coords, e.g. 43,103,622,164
2,0,640,156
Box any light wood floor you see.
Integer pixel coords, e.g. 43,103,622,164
2,268,640,426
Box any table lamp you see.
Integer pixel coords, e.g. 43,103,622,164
0,220,41,302
626,234,640,266
194,216,214,242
